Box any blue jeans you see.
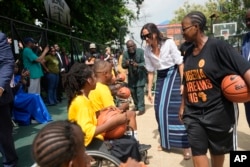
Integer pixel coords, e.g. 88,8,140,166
46,73,59,105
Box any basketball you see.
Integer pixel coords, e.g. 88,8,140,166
116,73,126,82
97,108,127,139
116,87,131,99
221,74,250,103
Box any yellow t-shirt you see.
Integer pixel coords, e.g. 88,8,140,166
68,95,104,146
89,82,115,112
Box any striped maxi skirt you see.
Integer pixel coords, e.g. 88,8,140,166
154,65,189,150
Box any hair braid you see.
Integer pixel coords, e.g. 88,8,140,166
186,11,207,32
32,120,80,167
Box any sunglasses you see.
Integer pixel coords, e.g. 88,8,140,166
182,25,194,32
141,33,152,40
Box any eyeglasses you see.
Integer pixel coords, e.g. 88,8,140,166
141,33,152,40
182,25,194,32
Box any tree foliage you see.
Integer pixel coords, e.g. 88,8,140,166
0,0,144,45
170,1,206,24
170,0,248,35
218,0,246,33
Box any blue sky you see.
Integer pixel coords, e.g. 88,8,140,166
126,0,208,45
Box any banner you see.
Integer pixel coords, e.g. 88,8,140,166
44,0,70,25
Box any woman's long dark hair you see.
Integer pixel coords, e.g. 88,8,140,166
62,62,93,107
140,23,169,46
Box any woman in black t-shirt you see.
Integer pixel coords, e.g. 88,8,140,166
179,11,250,167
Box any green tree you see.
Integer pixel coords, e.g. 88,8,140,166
170,1,206,24
0,0,144,46
171,0,248,35
170,0,217,36
170,0,248,49
218,0,246,33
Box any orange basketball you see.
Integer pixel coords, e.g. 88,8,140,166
116,73,126,82
97,108,126,140
116,87,131,99
221,74,250,103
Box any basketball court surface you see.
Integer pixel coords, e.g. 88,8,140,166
1,96,249,167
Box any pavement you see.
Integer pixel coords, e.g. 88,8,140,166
136,97,250,167
0,96,249,167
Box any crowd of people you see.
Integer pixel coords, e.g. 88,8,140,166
1,9,250,167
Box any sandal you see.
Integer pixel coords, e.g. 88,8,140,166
183,148,191,160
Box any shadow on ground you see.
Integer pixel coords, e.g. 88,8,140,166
237,130,250,150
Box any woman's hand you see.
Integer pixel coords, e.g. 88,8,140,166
147,91,153,103
178,108,184,123
180,84,184,95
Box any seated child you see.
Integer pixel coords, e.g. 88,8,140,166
12,64,52,125
63,62,141,162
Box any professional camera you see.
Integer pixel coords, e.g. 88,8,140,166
129,59,134,65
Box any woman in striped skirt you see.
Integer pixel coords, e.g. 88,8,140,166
140,23,191,159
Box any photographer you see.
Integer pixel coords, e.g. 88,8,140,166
85,43,100,66
122,40,147,116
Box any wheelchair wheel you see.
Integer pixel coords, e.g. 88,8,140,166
86,150,121,167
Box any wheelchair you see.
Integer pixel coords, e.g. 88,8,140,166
87,150,121,166
139,143,151,164
87,142,151,167
87,150,121,167
31,150,121,167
